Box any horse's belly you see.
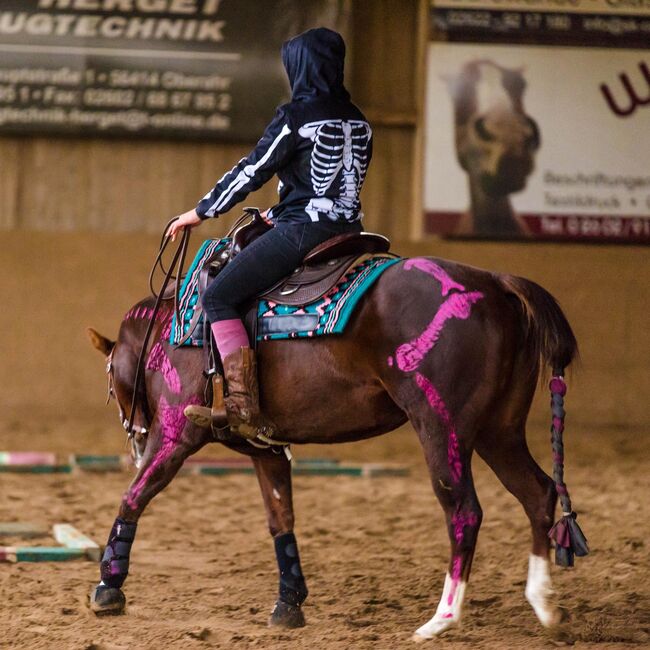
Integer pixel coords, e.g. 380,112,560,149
260,352,405,443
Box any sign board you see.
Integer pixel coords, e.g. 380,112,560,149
423,42,650,242
0,0,346,140
431,0,650,48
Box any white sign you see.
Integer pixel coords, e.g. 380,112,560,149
423,42,650,241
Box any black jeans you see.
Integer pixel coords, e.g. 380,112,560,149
202,220,362,322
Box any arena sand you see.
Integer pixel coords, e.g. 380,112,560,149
0,413,648,650
0,232,648,648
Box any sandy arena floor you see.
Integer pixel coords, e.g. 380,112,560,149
0,412,648,650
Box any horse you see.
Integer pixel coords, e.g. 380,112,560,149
87,251,586,640
445,60,541,237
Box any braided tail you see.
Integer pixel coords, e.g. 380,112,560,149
548,373,589,567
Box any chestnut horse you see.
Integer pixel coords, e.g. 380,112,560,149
87,255,583,640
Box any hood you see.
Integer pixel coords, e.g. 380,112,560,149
281,27,350,102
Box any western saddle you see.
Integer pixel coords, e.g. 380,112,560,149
210,207,392,307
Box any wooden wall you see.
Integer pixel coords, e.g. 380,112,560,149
1,1,647,428
0,0,423,239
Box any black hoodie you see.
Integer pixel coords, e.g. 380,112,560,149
196,28,372,224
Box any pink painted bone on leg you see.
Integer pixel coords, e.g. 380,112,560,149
404,258,466,296
446,511,480,605
415,372,463,484
395,291,483,373
125,395,199,510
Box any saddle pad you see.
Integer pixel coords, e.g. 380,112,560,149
169,238,401,346
257,255,401,341
170,238,230,347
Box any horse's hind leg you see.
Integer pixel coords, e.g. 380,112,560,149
252,454,308,629
408,378,483,640
475,427,562,628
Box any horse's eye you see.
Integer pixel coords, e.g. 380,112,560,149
474,117,495,142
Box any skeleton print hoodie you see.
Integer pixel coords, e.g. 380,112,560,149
196,28,372,224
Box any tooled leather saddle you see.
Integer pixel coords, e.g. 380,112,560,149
198,207,391,315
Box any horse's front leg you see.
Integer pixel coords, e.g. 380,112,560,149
90,398,207,615
252,453,308,628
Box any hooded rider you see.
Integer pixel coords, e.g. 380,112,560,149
173,28,372,438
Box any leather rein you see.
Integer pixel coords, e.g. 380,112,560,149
125,218,191,439
124,211,254,440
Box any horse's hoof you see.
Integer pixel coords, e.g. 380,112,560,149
89,584,126,616
268,600,306,628
412,615,458,640
546,608,574,643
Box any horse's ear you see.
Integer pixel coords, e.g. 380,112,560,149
87,327,115,356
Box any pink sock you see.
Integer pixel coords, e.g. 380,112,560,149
211,319,249,360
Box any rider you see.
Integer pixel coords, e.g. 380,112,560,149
170,27,373,438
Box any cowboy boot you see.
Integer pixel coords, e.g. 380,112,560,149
184,347,272,440
221,347,262,439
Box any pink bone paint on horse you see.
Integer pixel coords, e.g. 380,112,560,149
87,255,587,639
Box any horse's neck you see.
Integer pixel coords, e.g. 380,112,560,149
468,180,519,236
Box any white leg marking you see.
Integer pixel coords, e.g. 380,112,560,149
412,572,466,641
525,554,561,627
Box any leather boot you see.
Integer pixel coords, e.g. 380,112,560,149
184,348,275,440
222,347,260,439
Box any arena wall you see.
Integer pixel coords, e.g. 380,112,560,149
0,0,647,429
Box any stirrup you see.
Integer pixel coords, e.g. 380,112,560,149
183,374,262,441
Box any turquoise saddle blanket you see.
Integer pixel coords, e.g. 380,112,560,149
170,238,401,346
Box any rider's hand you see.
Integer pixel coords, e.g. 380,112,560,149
168,209,202,241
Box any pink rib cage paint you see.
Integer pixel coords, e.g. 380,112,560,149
395,291,484,373
125,395,200,510
126,307,180,393
146,342,182,395
403,258,466,296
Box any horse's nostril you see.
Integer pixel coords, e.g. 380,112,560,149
525,117,541,149
474,117,495,142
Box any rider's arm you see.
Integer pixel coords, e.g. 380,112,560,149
196,107,295,219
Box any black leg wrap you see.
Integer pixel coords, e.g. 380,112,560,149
100,518,137,589
274,532,308,606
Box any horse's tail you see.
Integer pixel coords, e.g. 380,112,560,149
497,274,577,377
498,274,588,567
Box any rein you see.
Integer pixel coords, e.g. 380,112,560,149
124,211,250,439
125,218,191,439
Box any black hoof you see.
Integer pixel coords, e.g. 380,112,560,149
89,584,126,616
268,600,306,628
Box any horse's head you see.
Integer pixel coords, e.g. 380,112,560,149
446,60,540,197
87,327,149,468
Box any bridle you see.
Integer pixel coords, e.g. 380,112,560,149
104,345,148,466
